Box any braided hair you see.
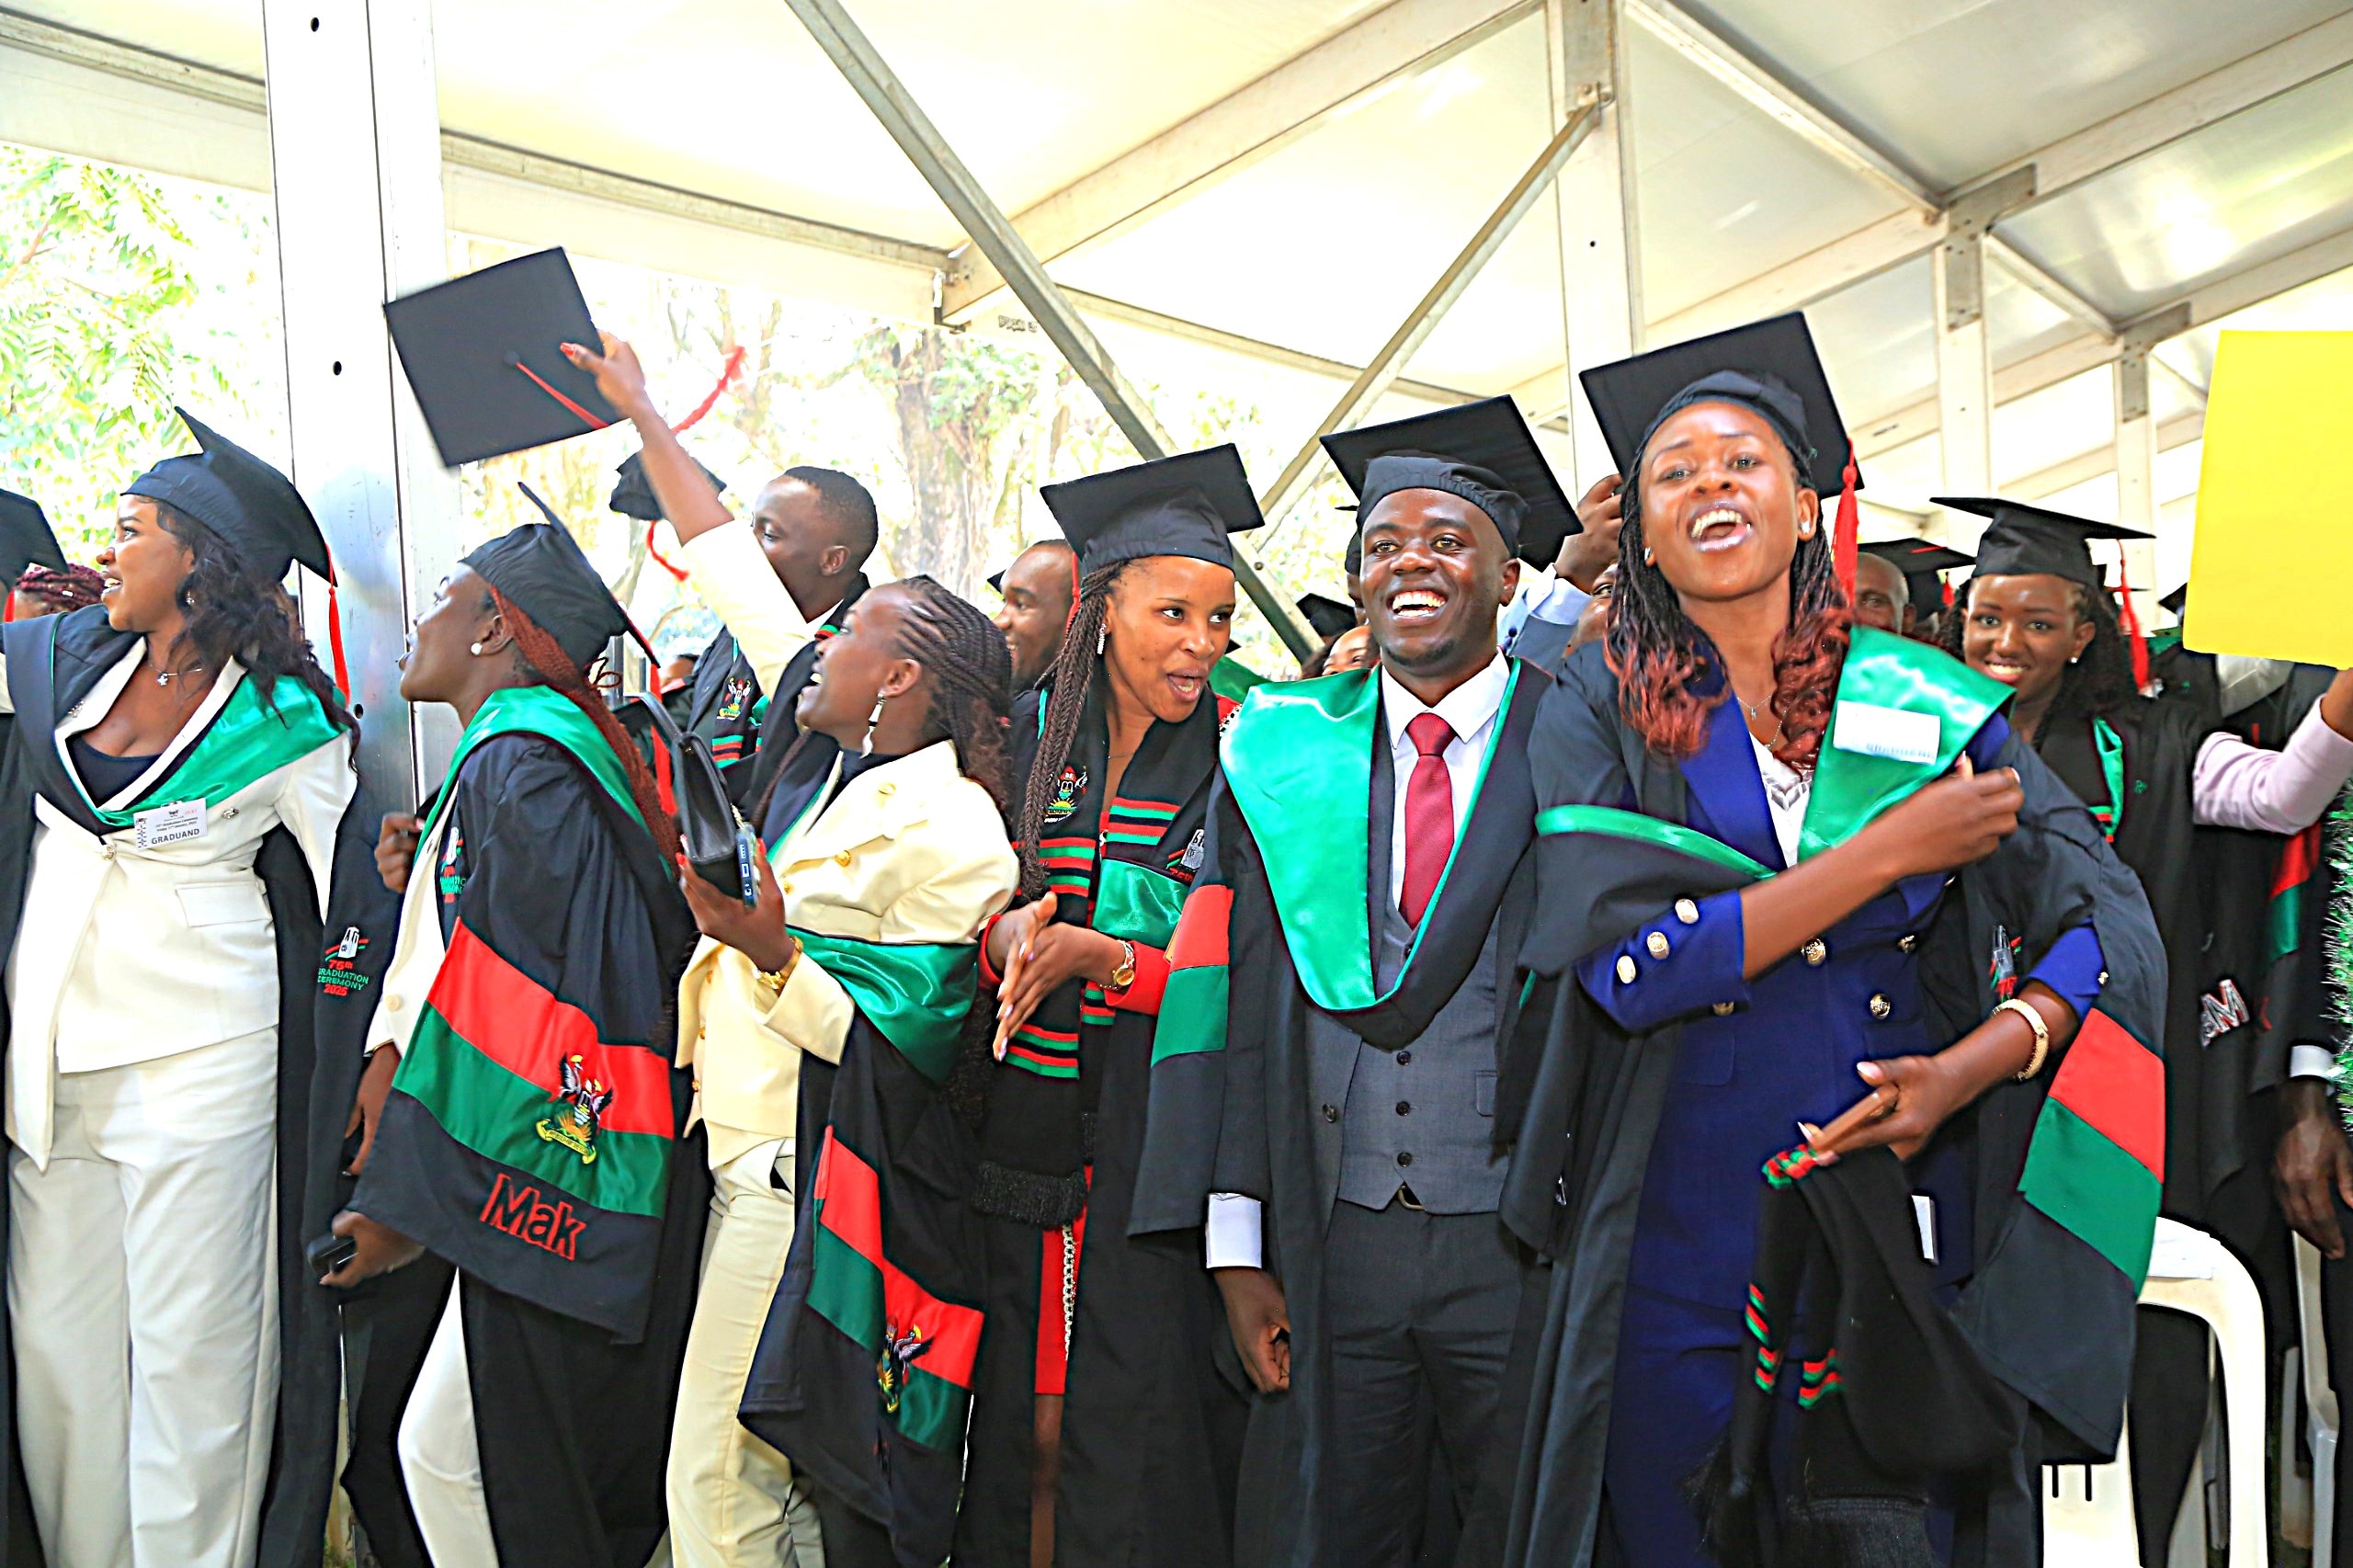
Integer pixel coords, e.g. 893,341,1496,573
887,575,1014,805
1605,419,1848,769
487,585,684,867
1940,575,2134,742
1015,561,1130,898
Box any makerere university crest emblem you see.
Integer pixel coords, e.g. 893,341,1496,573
536,1052,614,1165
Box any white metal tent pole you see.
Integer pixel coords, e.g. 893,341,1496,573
258,0,461,797
1931,231,1995,546
779,0,1316,656
1253,103,1597,544
1546,0,1643,493
2112,347,2159,619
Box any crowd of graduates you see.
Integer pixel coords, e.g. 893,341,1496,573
0,285,2349,1568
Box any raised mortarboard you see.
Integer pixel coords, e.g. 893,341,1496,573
986,567,1006,595
1580,312,1863,585
1858,539,1972,576
2160,583,2188,619
608,449,725,522
1040,445,1264,579
1320,396,1577,568
467,484,635,668
385,248,617,468
1940,494,2156,688
1296,593,1358,641
0,490,69,584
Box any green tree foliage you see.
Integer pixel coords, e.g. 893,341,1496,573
0,146,244,552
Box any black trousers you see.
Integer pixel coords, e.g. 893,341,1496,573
1323,1197,1520,1568
335,1255,456,1568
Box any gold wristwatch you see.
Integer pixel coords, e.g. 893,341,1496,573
756,938,801,997
1107,938,1138,992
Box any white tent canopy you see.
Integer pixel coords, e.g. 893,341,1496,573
6,0,2351,604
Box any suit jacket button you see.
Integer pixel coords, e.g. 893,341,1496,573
877,782,896,798
1396,1050,1412,1064
1616,955,1638,984
1674,898,1699,925
1897,934,1917,953
1712,1001,1735,1017
1646,930,1670,959
386,994,404,1013
834,850,853,867
1802,938,1827,966
1321,1104,1338,1123
1396,1152,1413,1167
1396,1101,1412,1116
1869,993,1892,1019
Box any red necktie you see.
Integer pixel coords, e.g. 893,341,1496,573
1398,711,1457,926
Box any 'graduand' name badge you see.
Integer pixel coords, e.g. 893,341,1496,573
1830,701,1939,766
133,799,206,849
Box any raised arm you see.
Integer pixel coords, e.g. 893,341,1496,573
2193,670,2353,834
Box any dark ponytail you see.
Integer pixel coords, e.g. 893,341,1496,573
1015,561,1129,898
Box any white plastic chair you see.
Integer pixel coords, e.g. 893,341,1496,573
2041,1218,2269,1566
2299,1233,2341,1568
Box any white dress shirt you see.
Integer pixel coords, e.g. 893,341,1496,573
1208,655,1513,1269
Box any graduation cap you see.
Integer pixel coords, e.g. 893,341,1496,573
385,248,617,468
986,567,1006,595
1039,445,1263,579
2160,583,2188,619
0,490,69,585
467,484,637,668
1319,396,1577,568
1858,539,1972,577
1296,593,1358,641
1938,494,2155,688
608,449,725,522
119,408,349,690
1580,312,1862,584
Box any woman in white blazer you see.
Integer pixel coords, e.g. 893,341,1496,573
0,412,354,1568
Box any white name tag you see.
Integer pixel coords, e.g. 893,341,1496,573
133,799,206,849
1913,1194,1939,1265
1833,700,1940,766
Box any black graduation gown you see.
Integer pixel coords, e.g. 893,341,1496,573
1127,663,1550,1568
958,676,1245,1568
0,607,347,1568
713,573,869,812
1495,644,2168,1568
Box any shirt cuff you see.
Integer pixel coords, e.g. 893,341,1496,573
1527,574,1590,627
1575,887,1749,1030
2024,925,2105,1024
1108,941,1170,1015
2291,1044,2341,1082
1205,1192,1263,1269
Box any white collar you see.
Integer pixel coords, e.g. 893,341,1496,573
1379,653,1510,751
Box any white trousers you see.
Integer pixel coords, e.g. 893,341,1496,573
666,1139,824,1568
8,1028,279,1568
397,1278,499,1567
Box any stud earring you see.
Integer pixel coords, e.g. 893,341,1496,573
861,694,888,756
469,642,483,656
1643,547,1655,565
1798,520,1815,538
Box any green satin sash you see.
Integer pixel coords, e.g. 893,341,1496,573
83,672,343,829
1533,804,1772,881
1092,858,1186,948
423,686,642,842
1796,627,2010,860
789,929,976,1085
1220,665,1518,1013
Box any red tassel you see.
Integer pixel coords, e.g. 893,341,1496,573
668,346,745,435
1066,549,1081,632
325,569,351,700
4,588,15,624
644,520,689,583
512,359,610,430
2113,547,2151,694
1833,448,1859,597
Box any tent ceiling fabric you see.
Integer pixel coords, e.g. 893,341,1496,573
9,0,2353,524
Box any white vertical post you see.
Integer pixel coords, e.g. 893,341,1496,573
259,0,460,798
2113,346,2158,622
1547,0,1643,493
1932,230,1995,544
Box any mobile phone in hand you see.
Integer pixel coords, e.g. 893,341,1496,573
307,1232,358,1278
736,821,761,910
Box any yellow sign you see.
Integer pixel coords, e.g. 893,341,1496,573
2185,331,2353,665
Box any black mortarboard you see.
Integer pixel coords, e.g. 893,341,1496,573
1320,396,1576,568
608,449,725,522
1296,593,1358,640
986,568,1006,595
466,484,633,668
1039,445,1263,578
385,247,617,468
1580,312,1859,500
0,490,69,584
1934,496,2149,591
2160,583,2188,618
120,407,332,583
1858,539,1973,576
1344,527,1362,577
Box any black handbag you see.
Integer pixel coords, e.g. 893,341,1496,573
615,694,753,899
